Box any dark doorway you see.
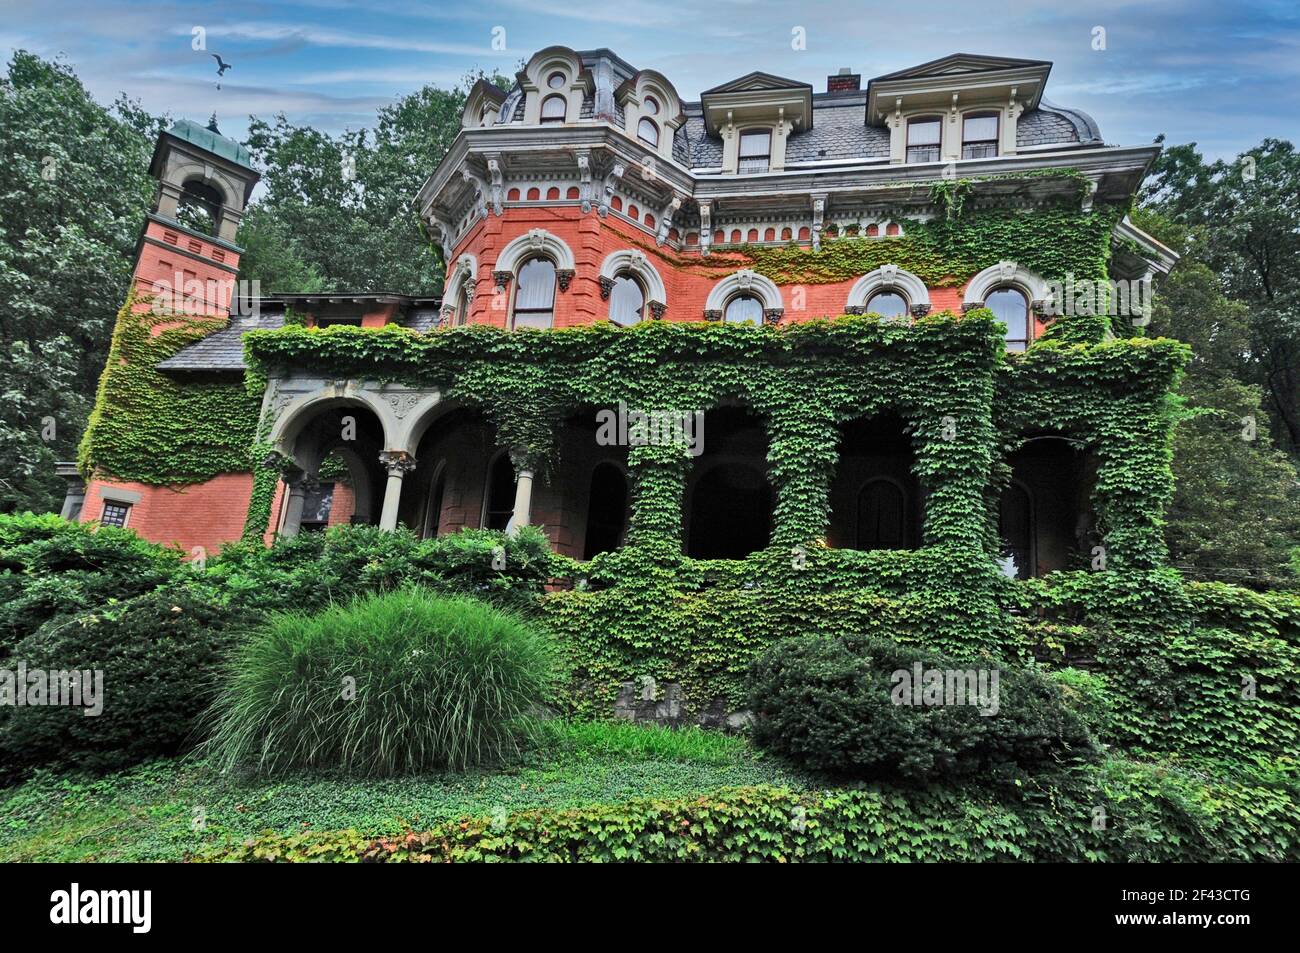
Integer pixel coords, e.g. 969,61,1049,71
483,452,516,531
583,462,629,559
688,463,773,558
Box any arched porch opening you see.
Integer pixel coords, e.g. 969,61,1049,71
997,434,1097,578
685,406,773,559
827,413,921,550
274,402,386,536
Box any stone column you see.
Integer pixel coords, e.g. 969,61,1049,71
378,450,417,531
505,466,535,536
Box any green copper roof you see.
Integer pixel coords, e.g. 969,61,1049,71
166,118,256,170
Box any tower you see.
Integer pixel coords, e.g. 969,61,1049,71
131,115,259,317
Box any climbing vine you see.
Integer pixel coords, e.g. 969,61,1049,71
78,292,263,485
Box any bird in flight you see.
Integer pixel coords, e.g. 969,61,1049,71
211,53,231,89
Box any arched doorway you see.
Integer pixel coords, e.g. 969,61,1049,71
685,406,773,559
828,413,920,550
857,478,908,550
583,462,628,559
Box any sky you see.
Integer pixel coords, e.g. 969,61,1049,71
2,0,1297,160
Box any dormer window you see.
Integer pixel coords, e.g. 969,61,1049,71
540,94,566,123
962,113,999,159
906,117,942,163
866,290,908,318
738,130,772,173
644,96,660,115
637,118,659,147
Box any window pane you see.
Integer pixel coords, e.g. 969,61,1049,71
609,275,644,326
985,288,1029,349
963,115,998,142
739,130,771,157
101,501,130,527
541,95,566,122
637,118,659,147
514,258,556,329
866,291,908,318
724,294,764,324
547,72,566,89
644,95,660,116
907,119,941,145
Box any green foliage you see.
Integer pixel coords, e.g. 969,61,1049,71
78,294,263,485
203,590,558,776
538,719,746,766
0,736,798,861
0,51,160,512
207,756,1300,862
0,586,257,782
747,634,1098,782
202,523,553,613
1013,570,1300,757
0,512,182,652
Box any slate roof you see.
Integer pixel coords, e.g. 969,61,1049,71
156,310,285,372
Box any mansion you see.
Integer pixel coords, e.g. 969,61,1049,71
70,47,1180,582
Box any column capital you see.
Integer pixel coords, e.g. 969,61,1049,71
378,450,417,476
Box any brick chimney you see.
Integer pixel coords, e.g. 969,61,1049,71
827,68,860,94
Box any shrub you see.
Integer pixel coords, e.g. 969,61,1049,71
199,524,553,615
746,634,1098,783
0,586,257,782
0,513,182,653
203,589,557,776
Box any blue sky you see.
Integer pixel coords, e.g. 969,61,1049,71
3,0,1297,159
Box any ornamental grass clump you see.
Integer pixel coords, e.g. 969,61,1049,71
204,589,556,776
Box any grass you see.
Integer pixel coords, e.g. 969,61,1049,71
203,590,557,775
0,721,800,862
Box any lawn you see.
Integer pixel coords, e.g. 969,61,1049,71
0,722,804,862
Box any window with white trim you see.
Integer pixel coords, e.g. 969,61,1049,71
512,257,557,329
738,130,772,173
906,117,942,163
866,290,908,318
609,274,645,327
724,294,764,324
962,113,999,159
986,287,1030,351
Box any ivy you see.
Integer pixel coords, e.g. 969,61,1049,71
78,293,263,485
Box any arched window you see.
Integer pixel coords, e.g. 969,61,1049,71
177,180,222,236
512,257,556,329
998,482,1033,579
423,462,447,538
483,452,516,531
583,462,628,559
857,479,906,550
962,113,999,159
453,283,470,326
986,287,1030,351
724,294,764,325
866,290,908,318
609,274,645,326
738,129,771,173
643,95,660,116
540,94,566,123
637,118,659,147
906,117,942,163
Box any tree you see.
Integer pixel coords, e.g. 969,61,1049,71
0,51,160,512
1134,207,1300,584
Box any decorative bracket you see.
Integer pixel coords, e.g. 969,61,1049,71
656,194,683,246
698,200,714,257
556,269,575,291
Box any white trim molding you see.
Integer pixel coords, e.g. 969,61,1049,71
963,260,1054,312
440,253,478,323
846,264,931,315
599,249,667,311
493,228,577,280
704,269,784,321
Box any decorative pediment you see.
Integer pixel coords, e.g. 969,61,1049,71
866,53,1051,125
700,71,813,135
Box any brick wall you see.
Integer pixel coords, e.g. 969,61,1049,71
81,472,254,557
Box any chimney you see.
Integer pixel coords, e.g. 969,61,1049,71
827,67,860,94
